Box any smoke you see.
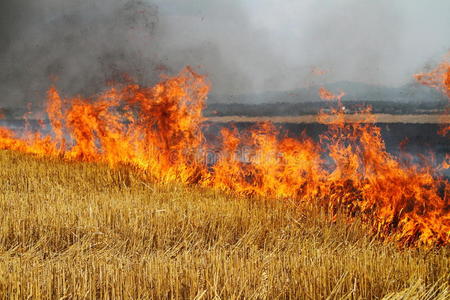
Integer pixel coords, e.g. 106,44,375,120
240,0,450,91
0,0,160,107
0,0,449,107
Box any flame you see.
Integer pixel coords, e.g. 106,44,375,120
415,53,450,136
0,67,448,248
414,53,450,99
318,87,345,102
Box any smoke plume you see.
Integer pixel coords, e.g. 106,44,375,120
0,0,449,107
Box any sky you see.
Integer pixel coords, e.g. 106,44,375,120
0,0,449,106
153,0,450,92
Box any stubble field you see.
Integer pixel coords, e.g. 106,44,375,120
0,150,448,299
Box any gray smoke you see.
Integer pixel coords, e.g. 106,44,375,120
0,0,161,108
0,0,449,107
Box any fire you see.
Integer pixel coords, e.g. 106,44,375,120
414,53,450,99
318,87,345,102
207,123,324,199
318,88,449,246
415,53,450,136
0,67,448,248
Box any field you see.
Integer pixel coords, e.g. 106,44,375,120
207,114,450,124
0,150,449,299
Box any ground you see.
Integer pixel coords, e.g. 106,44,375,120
0,150,448,299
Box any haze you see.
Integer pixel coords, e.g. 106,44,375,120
0,0,449,106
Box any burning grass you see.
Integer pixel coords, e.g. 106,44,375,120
0,150,449,299
0,64,449,248
0,55,449,297
206,114,450,124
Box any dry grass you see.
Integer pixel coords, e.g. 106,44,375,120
208,114,450,124
0,150,448,299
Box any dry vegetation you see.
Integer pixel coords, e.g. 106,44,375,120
0,150,449,299
207,114,450,124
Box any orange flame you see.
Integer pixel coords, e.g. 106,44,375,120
415,53,450,136
0,67,448,248
414,53,450,99
319,87,345,102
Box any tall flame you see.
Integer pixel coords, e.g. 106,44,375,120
0,67,448,248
